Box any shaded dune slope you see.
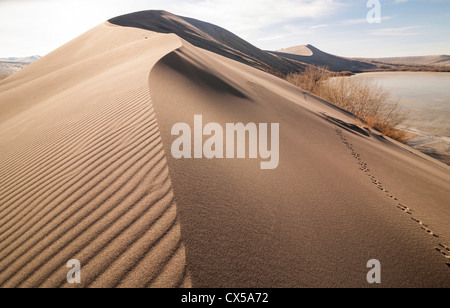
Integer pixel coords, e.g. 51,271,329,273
149,40,450,287
109,10,305,76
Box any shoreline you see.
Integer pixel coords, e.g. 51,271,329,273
348,71,450,166
400,127,450,165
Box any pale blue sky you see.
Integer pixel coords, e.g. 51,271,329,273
0,0,449,58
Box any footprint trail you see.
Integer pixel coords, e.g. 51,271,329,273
336,128,450,270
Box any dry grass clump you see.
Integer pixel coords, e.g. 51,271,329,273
286,66,410,142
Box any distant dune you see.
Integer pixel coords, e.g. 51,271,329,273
364,55,450,67
273,45,450,73
0,11,449,288
274,45,379,72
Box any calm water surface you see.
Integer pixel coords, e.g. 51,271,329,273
352,72,450,163
352,72,450,137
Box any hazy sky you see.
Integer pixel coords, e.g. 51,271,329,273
1,0,449,58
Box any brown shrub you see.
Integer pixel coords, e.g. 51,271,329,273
286,66,410,143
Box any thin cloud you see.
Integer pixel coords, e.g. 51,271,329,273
370,26,424,37
172,0,343,34
309,24,329,29
338,15,394,25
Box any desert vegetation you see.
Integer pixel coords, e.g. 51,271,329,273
286,66,411,142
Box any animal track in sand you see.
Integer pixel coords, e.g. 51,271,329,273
397,204,413,215
335,128,450,269
410,217,440,237
437,243,450,264
435,247,450,259
438,243,450,252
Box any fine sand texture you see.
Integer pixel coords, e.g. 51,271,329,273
1,11,450,288
0,24,190,288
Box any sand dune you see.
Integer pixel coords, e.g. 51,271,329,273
273,45,381,72
0,24,190,288
0,11,449,288
277,45,314,57
149,39,450,288
367,55,450,67
109,10,305,76
274,45,450,73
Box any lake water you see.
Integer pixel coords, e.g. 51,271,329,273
351,72,450,164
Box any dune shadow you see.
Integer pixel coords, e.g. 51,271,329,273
414,147,450,166
321,113,370,138
157,48,250,100
109,10,303,75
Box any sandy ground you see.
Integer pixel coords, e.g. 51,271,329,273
0,13,449,288
0,24,190,288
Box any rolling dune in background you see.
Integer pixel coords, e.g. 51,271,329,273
0,11,449,287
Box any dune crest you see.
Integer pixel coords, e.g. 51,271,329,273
277,45,314,57
109,10,306,76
